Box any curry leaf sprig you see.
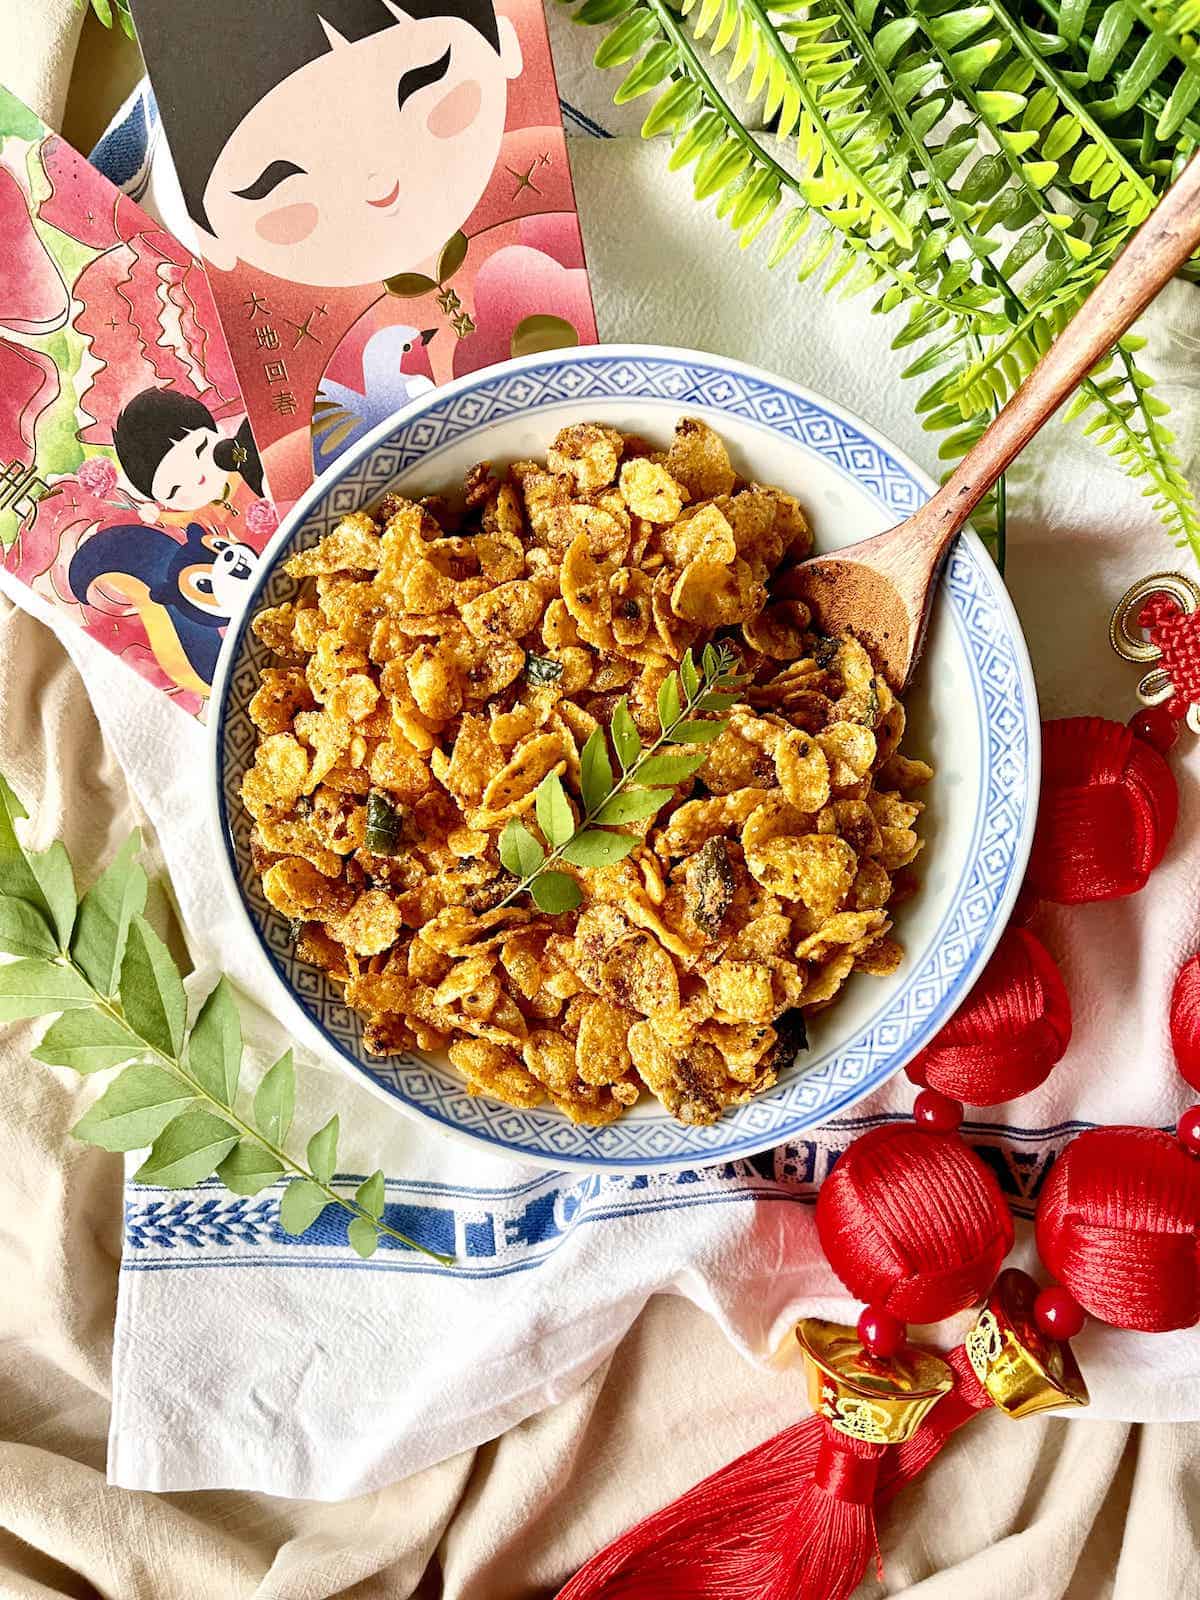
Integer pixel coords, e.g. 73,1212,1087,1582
498,642,746,914
0,776,450,1264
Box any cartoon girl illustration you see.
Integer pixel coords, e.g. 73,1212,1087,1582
148,0,522,289
131,0,597,496
112,389,265,515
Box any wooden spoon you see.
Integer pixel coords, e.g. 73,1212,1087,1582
779,155,1200,691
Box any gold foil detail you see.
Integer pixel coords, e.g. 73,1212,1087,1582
967,1270,1089,1419
796,1318,954,1445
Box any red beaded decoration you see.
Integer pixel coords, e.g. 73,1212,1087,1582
907,927,1071,1106
1033,1286,1086,1341
857,1305,906,1359
1170,954,1200,1094
1027,717,1177,903
912,1088,963,1132
1035,1127,1200,1331
1128,705,1180,754
816,1124,1013,1323
1177,1107,1200,1157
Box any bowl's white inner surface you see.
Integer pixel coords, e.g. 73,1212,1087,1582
288,398,976,1123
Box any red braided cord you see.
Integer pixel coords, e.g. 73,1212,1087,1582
1036,1127,1200,1331
1170,954,1200,1093
907,926,1071,1105
1027,718,1176,903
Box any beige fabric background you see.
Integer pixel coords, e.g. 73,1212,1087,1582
2,5,1200,1596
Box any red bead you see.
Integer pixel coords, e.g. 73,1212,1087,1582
1128,705,1180,755
1177,1106,1200,1155
1033,1286,1086,1341
913,1087,964,1132
857,1305,906,1359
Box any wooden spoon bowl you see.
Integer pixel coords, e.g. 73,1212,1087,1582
779,156,1200,691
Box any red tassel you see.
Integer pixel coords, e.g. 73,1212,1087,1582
1027,717,1176,904
1035,1126,1200,1331
879,1344,992,1499
554,1416,823,1598
556,1349,993,1600
816,1124,1014,1322
907,926,1071,1105
1170,954,1200,1093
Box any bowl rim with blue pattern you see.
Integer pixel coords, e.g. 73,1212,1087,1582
210,344,1039,1173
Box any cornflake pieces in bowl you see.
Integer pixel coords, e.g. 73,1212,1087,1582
240,417,933,1128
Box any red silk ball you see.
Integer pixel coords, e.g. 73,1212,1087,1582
1027,717,1176,904
1036,1127,1200,1331
1170,953,1200,1094
816,1124,1014,1324
906,927,1071,1106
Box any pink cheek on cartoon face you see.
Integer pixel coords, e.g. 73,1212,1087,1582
255,202,320,245
427,79,482,139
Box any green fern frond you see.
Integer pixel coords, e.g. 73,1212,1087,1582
566,0,1200,564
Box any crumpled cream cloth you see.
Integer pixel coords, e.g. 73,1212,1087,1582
0,591,1195,1597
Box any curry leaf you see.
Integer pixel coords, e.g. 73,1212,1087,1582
634,751,709,787
561,829,640,868
72,1063,195,1152
187,977,242,1105
71,829,146,994
33,1009,143,1074
279,1178,331,1236
580,726,615,813
611,699,642,769
132,1108,238,1187
307,1115,339,1186
0,958,93,1021
254,1049,295,1146
656,674,682,730
217,1141,286,1196
593,788,672,825
26,845,76,949
535,774,575,849
356,1169,386,1219
0,896,58,959
348,1216,380,1259
530,872,583,914
499,819,545,878
119,915,186,1057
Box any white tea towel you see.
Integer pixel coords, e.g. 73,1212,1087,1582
7,88,1200,1502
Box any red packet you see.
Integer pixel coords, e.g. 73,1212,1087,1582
127,0,598,510
0,84,277,720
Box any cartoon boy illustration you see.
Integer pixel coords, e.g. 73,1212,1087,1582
152,0,522,288
113,389,265,514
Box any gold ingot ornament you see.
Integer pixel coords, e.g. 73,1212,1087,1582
795,1318,954,1445
965,1269,1090,1419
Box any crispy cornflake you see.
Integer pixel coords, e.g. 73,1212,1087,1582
548,423,624,493
817,721,877,789
285,513,382,577
775,729,831,812
747,834,857,921
561,534,614,647
619,457,686,523
243,417,933,1126
665,416,736,500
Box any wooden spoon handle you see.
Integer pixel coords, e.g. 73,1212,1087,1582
915,154,1200,551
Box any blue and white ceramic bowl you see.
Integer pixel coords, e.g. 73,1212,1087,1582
211,346,1038,1172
